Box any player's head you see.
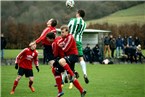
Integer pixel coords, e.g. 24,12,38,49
29,41,36,50
76,9,85,18
47,18,57,27
60,25,69,38
46,32,56,42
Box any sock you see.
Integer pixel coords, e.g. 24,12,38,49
62,71,67,84
73,79,83,93
12,80,18,91
63,64,74,76
29,80,33,87
55,75,62,93
80,60,87,75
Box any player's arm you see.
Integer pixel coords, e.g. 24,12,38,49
15,48,27,69
62,35,73,52
34,51,39,72
35,27,50,43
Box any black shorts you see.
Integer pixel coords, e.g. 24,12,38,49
64,54,78,72
18,67,33,77
53,58,64,75
43,45,54,62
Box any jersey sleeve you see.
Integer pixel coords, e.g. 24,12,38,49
33,51,39,66
35,27,50,43
15,48,27,64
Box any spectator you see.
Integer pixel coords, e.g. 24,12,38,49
136,44,145,63
134,36,141,47
104,35,111,58
128,36,133,47
116,35,123,58
1,33,7,60
122,36,128,53
124,45,137,63
92,44,102,63
109,35,116,58
83,44,93,63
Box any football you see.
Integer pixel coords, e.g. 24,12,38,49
66,0,75,8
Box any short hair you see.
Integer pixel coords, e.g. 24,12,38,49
46,32,55,39
78,9,85,18
60,25,69,32
51,19,57,27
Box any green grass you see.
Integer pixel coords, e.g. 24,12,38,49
86,3,145,26
4,49,145,59
4,49,43,59
1,64,145,97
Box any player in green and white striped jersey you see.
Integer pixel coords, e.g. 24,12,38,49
68,9,89,84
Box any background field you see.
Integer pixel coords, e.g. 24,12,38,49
1,64,145,97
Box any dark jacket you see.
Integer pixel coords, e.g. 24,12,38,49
1,37,7,50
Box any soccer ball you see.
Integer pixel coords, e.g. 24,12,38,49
66,0,75,8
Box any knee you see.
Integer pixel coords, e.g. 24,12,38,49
58,58,66,66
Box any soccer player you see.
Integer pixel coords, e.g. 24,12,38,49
35,18,57,66
10,41,39,94
68,9,89,84
46,26,86,97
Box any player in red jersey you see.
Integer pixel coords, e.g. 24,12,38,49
46,25,86,97
35,18,57,66
10,42,39,95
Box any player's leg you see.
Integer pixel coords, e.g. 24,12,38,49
77,42,89,84
52,66,64,97
58,58,75,77
10,75,22,94
27,69,35,92
10,67,24,94
79,57,89,84
28,77,35,92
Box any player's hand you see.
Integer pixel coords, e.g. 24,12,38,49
15,63,18,70
36,66,39,72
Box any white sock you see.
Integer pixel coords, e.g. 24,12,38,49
62,71,67,83
80,60,87,75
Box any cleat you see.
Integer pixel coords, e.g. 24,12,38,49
57,92,64,97
68,83,73,89
84,75,89,84
10,90,14,94
81,90,87,97
29,86,35,92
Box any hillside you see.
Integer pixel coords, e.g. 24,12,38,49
86,3,145,26
1,1,143,25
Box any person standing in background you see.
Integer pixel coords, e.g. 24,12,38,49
1,33,7,60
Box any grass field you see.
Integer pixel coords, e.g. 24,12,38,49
86,3,145,26
4,49,145,59
1,64,145,97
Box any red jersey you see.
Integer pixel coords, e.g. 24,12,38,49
15,48,39,69
35,26,56,45
60,34,78,56
52,36,64,58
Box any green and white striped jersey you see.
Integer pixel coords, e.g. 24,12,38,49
68,17,86,42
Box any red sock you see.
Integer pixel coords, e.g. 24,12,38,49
12,80,18,91
63,64,74,76
73,79,83,93
55,75,62,93
29,80,33,87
